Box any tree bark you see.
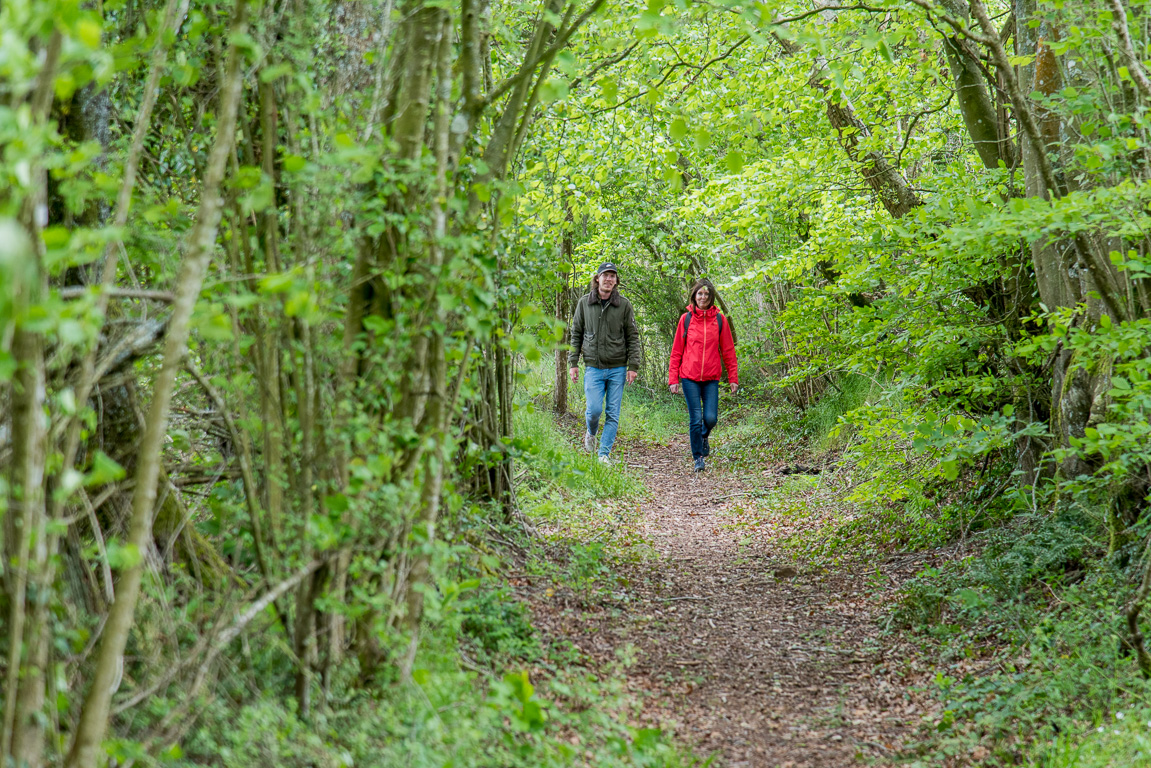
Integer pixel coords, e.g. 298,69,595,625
939,0,1013,169
553,233,573,414
2,228,48,768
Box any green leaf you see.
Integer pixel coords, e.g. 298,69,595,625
259,63,293,82
725,150,744,174
42,227,70,249
669,117,688,141
599,77,618,104
324,493,350,513
75,18,102,48
877,39,894,64
106,540,142,570
85,451,126,487
538,78,569,103
259,272,294,294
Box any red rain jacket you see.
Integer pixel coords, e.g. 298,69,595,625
667,306,738,385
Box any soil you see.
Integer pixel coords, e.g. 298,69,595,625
528,430,937,767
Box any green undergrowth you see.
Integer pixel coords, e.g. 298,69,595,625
167,510,697,768
165,379,700,768
710,389,807,469
1034,708,1151,767
160,483,699,768
713,376,1014,568
802,373,879,454
729,376,1151,766
890,504,1151,767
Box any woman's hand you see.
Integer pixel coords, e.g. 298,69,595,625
669,383,680,394
729,383,739,394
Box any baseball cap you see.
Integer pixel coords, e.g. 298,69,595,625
596,262,619,276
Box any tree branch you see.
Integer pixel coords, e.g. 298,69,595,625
479,0,606,112
1108,0,1151,104
771,3,890,26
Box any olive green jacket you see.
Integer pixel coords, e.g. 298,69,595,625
568,287,641,372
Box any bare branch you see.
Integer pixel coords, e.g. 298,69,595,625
1108,0,1151,103
771,3,891,26
588,34,750,117
58,287,176,302
480,0,607,112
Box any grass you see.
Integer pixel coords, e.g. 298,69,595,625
802,373,878,453
1034,709,1151,767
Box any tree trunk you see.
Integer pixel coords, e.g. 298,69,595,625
2,229,49,768
64,4,249,765
940,0,1012,169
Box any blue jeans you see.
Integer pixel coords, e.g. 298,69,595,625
680,378,718,460
584,366,626,457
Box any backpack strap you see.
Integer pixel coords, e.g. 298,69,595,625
683,312,725,341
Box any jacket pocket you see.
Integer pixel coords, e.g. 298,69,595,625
605,332,625,364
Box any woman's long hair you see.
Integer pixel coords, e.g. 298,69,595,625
687,278,718,310
685,278,737,343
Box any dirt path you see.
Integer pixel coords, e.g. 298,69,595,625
533,432,933,767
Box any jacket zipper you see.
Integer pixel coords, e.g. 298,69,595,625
598,302,607,363
700,312,707,380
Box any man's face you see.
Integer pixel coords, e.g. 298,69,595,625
598,271,618,292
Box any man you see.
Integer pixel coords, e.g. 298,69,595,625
568,262,641,463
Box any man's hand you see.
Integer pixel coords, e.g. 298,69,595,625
569,367,579,383
626,370,638,385
730,383,739,394
669,383,680,394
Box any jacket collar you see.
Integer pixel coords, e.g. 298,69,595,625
688,304,717,318
590,286,621,307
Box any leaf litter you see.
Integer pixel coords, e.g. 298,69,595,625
525,431,940,767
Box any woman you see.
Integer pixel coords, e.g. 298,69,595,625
667,279,738,472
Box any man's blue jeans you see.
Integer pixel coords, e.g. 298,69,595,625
584,366,627,457
680,378,718,460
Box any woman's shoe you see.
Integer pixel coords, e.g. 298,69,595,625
694,457,705,472
583,431,595,452
702,436,710,456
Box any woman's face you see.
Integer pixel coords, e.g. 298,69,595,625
695,285,711,308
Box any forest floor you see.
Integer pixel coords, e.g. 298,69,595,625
527,425,943,767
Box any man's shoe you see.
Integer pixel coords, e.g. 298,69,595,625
702,436,710,457
598,454,611,465
694,457,705,472
583,431,595,452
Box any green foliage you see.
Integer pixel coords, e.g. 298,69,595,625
1033,708,1151,768
460,584,543,664
804,373,876,453
889,504,1151,765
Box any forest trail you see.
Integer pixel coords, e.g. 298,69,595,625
534,430,933,767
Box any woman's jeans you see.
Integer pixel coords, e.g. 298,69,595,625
585,366,627,457
680,378,718,459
